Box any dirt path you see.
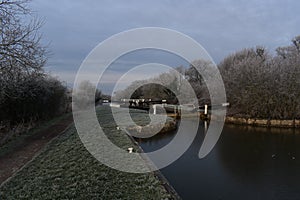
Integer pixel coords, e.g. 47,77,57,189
0,116,73,185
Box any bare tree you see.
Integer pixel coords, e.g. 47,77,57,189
73,81,102,110
0,0,46,75
219,47,272,118
186,60,213,104
0,1,68,128
0,0,47,104
219,37,300,119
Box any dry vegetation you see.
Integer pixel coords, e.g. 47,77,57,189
115,36,300,120
0,0,70,144
219,38,300,119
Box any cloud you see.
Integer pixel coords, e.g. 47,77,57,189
31,0,300,93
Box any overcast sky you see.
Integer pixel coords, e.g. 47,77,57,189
30,0,300,94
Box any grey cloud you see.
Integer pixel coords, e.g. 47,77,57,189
30,0,300,93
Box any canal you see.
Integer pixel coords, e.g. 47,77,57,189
138,120,300,200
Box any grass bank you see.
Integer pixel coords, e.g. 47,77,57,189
0,106,173,199
0,113,72,157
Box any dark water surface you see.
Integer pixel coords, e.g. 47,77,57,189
138,121,300,200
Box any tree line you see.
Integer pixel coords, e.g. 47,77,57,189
219,36,300,119
115,36,300,120
0,0,70,142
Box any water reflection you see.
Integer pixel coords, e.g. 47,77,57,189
138,120,300,200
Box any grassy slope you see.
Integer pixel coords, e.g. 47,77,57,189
0,113,71,157
0,107,171,199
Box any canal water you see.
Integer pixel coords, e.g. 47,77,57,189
138,120,300,200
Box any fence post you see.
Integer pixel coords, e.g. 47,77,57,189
204,104,208,115
153,105,157,115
